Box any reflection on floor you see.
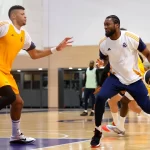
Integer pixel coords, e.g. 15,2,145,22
0,109,150,150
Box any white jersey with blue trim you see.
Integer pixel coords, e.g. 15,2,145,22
99,31,146,85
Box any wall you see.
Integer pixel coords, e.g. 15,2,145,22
2,0,150,107
13,46,99,107
0,0,44,55
48,46,99,107
12,55,49,70
13,44,150,108
44,0,150,46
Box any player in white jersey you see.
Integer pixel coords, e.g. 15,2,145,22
90,15,150,148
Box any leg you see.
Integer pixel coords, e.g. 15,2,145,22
89,89,96,116
124,90,150,119
90,91,95,111
128,101,141,113
108,94,120,113
91,75,124,148
7,74,35,144
80,88,91,116
127,79,150,114
113,93,133,134
117,96,130,132
108,94,121,125
120,96,130,117
102,95,129,135
0,85,16,109
10,94,24,121
10,94,23,137
128,100,150,119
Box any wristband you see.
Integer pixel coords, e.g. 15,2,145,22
51,47,57,54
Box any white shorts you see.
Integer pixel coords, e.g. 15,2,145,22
124,92,134,100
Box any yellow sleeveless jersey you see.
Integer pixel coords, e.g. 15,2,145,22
0,21,25,73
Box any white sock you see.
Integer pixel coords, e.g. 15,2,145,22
140,110,150,119
111,112,118,125
12,120,21,137
84,110,87,112
117,116,126,131
96,126,102,132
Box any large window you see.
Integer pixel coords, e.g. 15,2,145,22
23,73,32,89
32,73,40,89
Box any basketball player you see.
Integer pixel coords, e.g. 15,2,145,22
96,55,150,136
90,15,150,148
0,5,72,144
80,60,99,116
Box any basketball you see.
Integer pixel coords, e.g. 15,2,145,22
144,69,150,87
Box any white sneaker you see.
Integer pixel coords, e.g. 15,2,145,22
105,125,125,136
10,133,36,144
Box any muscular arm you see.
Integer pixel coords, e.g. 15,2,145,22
99,50,109,66
27,48,53,59
99,63,110,86
141,48,150,62
25,37,73,59
137,38,150,62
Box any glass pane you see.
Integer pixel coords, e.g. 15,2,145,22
42,73,48,89
64,71,71,89
24,74,32,89
32,74,40,89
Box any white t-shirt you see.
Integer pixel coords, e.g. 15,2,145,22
0,20,32,50
99,31,145,85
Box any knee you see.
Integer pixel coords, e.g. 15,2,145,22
108,98,118,106
8,92,16,104
12,96,24,107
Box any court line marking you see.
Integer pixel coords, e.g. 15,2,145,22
1,129,150,135
31,139,90,150
0,129,93,132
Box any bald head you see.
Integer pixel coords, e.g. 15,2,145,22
89,60,95,69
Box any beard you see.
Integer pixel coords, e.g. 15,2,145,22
105,29,116,37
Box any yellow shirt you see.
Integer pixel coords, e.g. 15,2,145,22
138,57,145,77
0,20,32,73
138,57,150,94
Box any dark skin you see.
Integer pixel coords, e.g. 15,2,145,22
100,17,150,118
103,18,150,62
89,60,95,68
104,18,121,40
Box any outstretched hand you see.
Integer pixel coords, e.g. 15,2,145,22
56,37,73,51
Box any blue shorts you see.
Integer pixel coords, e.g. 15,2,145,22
97,74,150,113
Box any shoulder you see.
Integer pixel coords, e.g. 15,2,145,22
99,36,107,46
0,20,11,37
124,31,139,42
21,28,31,40
21,28,29,35
0,20,10,25
0,20,10,27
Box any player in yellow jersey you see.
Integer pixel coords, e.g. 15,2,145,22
0,5,73,144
